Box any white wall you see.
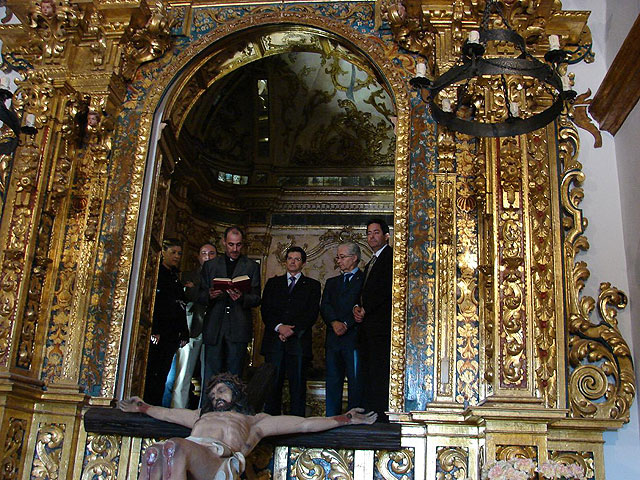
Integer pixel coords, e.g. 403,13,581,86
564,1,640,477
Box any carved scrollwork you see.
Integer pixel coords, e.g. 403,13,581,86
48,94,82,201
526,132,558,407
495,445,537,462
0,418,27,480
455,155,480,404
436,446,467,480
548,451,595,480
120,1,178,81
436,175,456,398
376,449,413,480
274,227,367,265
380,0,438,78
497,137,527,388
291,447,353,480
13,70,54,127
568,90,602,149
32,424,65,480
16,210,53,370
0,252,22,367
567,283,635,420
27,0,80,63
80,7,107,68
558,114,636,422
80,435,119,480
479,206,495,388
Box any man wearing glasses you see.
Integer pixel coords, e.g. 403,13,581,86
320,242,364,416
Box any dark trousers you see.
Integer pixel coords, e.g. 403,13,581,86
359,333,390,422
144,341,177,406
325,343,362,416
202,336,247,393
264,351,307,416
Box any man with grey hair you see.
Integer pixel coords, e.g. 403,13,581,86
320,242,364,416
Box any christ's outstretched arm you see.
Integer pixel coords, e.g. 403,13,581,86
118,396,200,429
256,408,377,438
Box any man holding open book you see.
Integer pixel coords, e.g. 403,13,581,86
198,226,261,389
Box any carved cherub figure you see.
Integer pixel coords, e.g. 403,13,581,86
86,110,100,128
40,0,56,18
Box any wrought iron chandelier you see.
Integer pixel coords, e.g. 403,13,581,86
411,1,576,137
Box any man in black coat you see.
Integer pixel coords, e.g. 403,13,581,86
260,246,321,416
353,218,393,422
198,227,261,384
320,242,364,416
144,238,189,405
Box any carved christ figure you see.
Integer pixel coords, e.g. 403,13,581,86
118,372,376,479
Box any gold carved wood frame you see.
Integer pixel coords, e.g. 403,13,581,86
107,10,411,410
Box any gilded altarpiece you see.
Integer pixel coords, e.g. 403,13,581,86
0,1,635,480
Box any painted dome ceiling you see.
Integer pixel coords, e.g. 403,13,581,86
177,50,396,181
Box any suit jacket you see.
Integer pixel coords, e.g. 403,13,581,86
360,245,393,339
260,274,321,358
198,255,261,345
320,270,364,348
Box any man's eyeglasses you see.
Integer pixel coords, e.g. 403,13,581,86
335,254,355,260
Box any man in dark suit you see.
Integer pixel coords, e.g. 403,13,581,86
320,242,364,416
260,246,321,416
198,227,261,385
353,218,392,422
144,238,189,405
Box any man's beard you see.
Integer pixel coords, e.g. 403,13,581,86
212,399,233,412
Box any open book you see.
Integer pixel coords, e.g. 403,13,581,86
211,275,252,293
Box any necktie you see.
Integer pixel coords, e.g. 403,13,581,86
363,254,377,286
343,272,353,285
288,276,296,294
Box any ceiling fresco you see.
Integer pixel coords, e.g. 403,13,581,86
178,49,396,181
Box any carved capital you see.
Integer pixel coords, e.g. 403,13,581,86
120,1,177,81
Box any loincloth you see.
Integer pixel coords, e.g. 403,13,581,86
185,436,246,480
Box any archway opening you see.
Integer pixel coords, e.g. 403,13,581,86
125,24,398,415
